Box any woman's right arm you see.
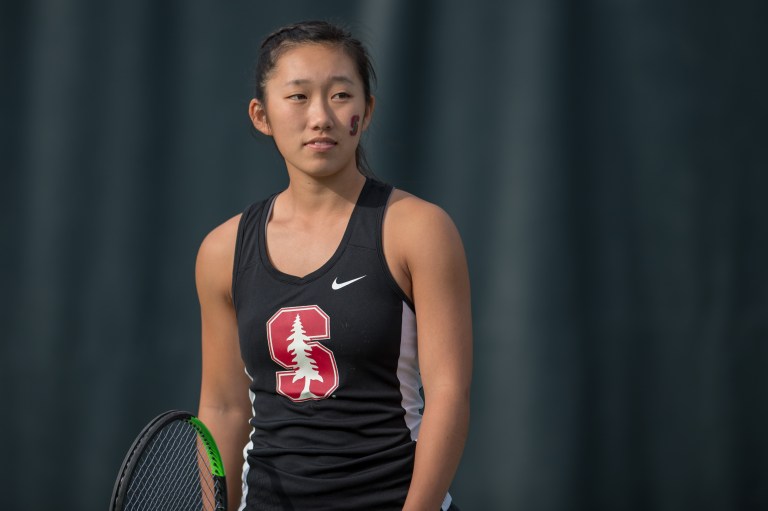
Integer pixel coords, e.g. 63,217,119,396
195,215,253,509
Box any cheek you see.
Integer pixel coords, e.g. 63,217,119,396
266,106,302,135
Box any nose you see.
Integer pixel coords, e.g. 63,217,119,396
308,97,334,131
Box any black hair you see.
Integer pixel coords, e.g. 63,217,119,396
254,20,377,178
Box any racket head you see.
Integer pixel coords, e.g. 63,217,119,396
109,410,227,511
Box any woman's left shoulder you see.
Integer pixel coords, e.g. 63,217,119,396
385,188,465,255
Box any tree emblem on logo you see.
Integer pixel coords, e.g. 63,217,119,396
286,314,324,400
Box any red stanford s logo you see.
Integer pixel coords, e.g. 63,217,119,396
266,305,339,402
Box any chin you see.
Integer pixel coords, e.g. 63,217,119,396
290,159,356,179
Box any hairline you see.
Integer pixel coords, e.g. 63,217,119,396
260,41,369,100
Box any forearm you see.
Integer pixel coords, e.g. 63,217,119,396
403,386,470,511
198,404,252,509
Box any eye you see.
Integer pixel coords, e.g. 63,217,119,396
287,93,307,101
332,92,352,100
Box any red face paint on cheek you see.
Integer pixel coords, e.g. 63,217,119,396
349,115,360,136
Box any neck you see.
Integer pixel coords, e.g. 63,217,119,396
280,166,367,217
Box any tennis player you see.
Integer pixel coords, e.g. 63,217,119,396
196,20,472,510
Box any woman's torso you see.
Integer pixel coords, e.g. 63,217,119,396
231,178,427,510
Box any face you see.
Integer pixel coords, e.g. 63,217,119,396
249,43,374,179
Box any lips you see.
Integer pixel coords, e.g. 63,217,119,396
304,137,337,150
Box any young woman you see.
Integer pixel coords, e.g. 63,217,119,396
196,21,472,511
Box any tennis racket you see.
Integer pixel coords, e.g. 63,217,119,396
109,410,227,511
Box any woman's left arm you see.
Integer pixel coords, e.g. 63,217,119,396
399,201,473,511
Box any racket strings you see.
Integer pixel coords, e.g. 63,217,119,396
122,420,220,510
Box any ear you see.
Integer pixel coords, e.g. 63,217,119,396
249,98,272,136
362,95,375,132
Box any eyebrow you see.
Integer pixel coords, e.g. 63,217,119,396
284,75,355,87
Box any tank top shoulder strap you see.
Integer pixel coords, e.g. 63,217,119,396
231,195,275,304
347,178,393,250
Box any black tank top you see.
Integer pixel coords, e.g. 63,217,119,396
232,178,449,510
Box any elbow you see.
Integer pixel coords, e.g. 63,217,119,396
424,382,471,414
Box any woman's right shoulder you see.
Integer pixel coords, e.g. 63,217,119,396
195,213,243,293
198,213,242,260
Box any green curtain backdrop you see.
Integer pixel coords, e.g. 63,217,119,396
2,1,766,510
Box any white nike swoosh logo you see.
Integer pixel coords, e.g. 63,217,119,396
331,275,367,290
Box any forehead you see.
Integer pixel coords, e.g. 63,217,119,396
269,43,360,86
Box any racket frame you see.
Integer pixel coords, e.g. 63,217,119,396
108,410,227,511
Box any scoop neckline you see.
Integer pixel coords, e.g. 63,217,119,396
258,178,370,285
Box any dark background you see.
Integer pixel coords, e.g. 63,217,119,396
2,1,767,509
